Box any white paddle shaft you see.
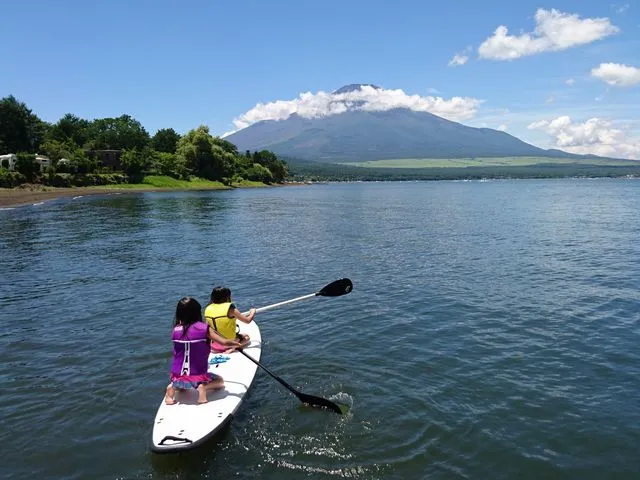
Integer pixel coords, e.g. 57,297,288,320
243,292,317,315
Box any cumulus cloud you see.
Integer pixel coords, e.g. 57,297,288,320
478,8,619,60
496,124,508,131
591,62,640,86
528,115,640,159
231,86,482,130
448,53,468,66
565,78,576,86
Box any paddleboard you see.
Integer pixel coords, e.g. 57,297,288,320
151,320,262,453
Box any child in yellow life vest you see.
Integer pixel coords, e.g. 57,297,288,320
204,286,256,353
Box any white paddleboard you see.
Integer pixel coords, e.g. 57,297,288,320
151,320,262,453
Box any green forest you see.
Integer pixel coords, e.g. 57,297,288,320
0,95,288,188
285,157,640,182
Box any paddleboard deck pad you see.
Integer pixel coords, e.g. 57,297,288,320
151,320,261,453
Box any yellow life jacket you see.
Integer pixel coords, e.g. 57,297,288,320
204,302,236,339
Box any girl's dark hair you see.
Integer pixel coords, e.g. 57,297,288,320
210,286,231,304
175,297,203,337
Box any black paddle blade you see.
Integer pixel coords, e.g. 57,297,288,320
296,391,345,414
317,278,353,297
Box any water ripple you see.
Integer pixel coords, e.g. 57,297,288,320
2,181,640,479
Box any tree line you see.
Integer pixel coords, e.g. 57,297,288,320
0,95,287,186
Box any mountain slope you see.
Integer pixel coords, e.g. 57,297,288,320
226,107,572,162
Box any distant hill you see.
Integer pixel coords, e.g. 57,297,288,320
226,84,585,163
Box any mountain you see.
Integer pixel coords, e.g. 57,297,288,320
225,84,579,162
332,83,381,94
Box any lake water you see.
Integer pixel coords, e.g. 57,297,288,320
1,179,639,479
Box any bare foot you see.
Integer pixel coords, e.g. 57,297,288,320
197,384,208,404
165,384,176,405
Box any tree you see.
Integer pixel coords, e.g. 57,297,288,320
15,153,40,181
176,126,232,181
120,147,153,175
0,96,48,153
151,128,181,153
40,138,86,163
47,113,90,147
212,136,238,155
245,163,273,183
86,115,150,150
72,156,98,174
252,150,288,182
152,151,189,179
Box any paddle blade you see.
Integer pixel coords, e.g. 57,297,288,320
296,391,345,414
317,278,353,297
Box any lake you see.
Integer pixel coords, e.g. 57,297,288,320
1,179,639,479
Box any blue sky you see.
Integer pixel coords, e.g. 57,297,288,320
1,0,639,158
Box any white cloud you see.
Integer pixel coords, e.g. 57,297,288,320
478,8,619,60
448,53,468,66
427,87,441,94
545,95,556,104
528,120,550,130
591,62,640,86
528,115,640,159
231,86,483,130
612,3,630,14
497,124,508,131
565,78,576,86
221,129,238,138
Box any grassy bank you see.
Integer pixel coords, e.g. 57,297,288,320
90,175,266,190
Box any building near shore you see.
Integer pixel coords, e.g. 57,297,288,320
88,150,122,170
36,155,51,171
1,154,51,172
0,153,17,170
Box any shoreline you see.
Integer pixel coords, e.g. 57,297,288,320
0,182,308,209
0,186,183,208
0,185,236,209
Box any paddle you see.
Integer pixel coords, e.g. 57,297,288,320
238,349,344,414
239,278,353,414
244,278,353,315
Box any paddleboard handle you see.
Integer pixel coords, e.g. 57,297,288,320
159,435,193,446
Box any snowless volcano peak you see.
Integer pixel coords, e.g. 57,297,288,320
332,84,382,94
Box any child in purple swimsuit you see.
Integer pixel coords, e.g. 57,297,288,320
164,297,241,405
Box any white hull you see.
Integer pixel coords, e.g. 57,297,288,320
151,320,262,453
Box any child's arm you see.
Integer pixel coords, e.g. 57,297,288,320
208,326,241,347
231,306,255,324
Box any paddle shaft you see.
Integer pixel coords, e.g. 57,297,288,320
246,293,316,315
238,348,343,413
238,349,300,397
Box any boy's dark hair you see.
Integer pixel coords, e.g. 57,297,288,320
210,286,231,304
